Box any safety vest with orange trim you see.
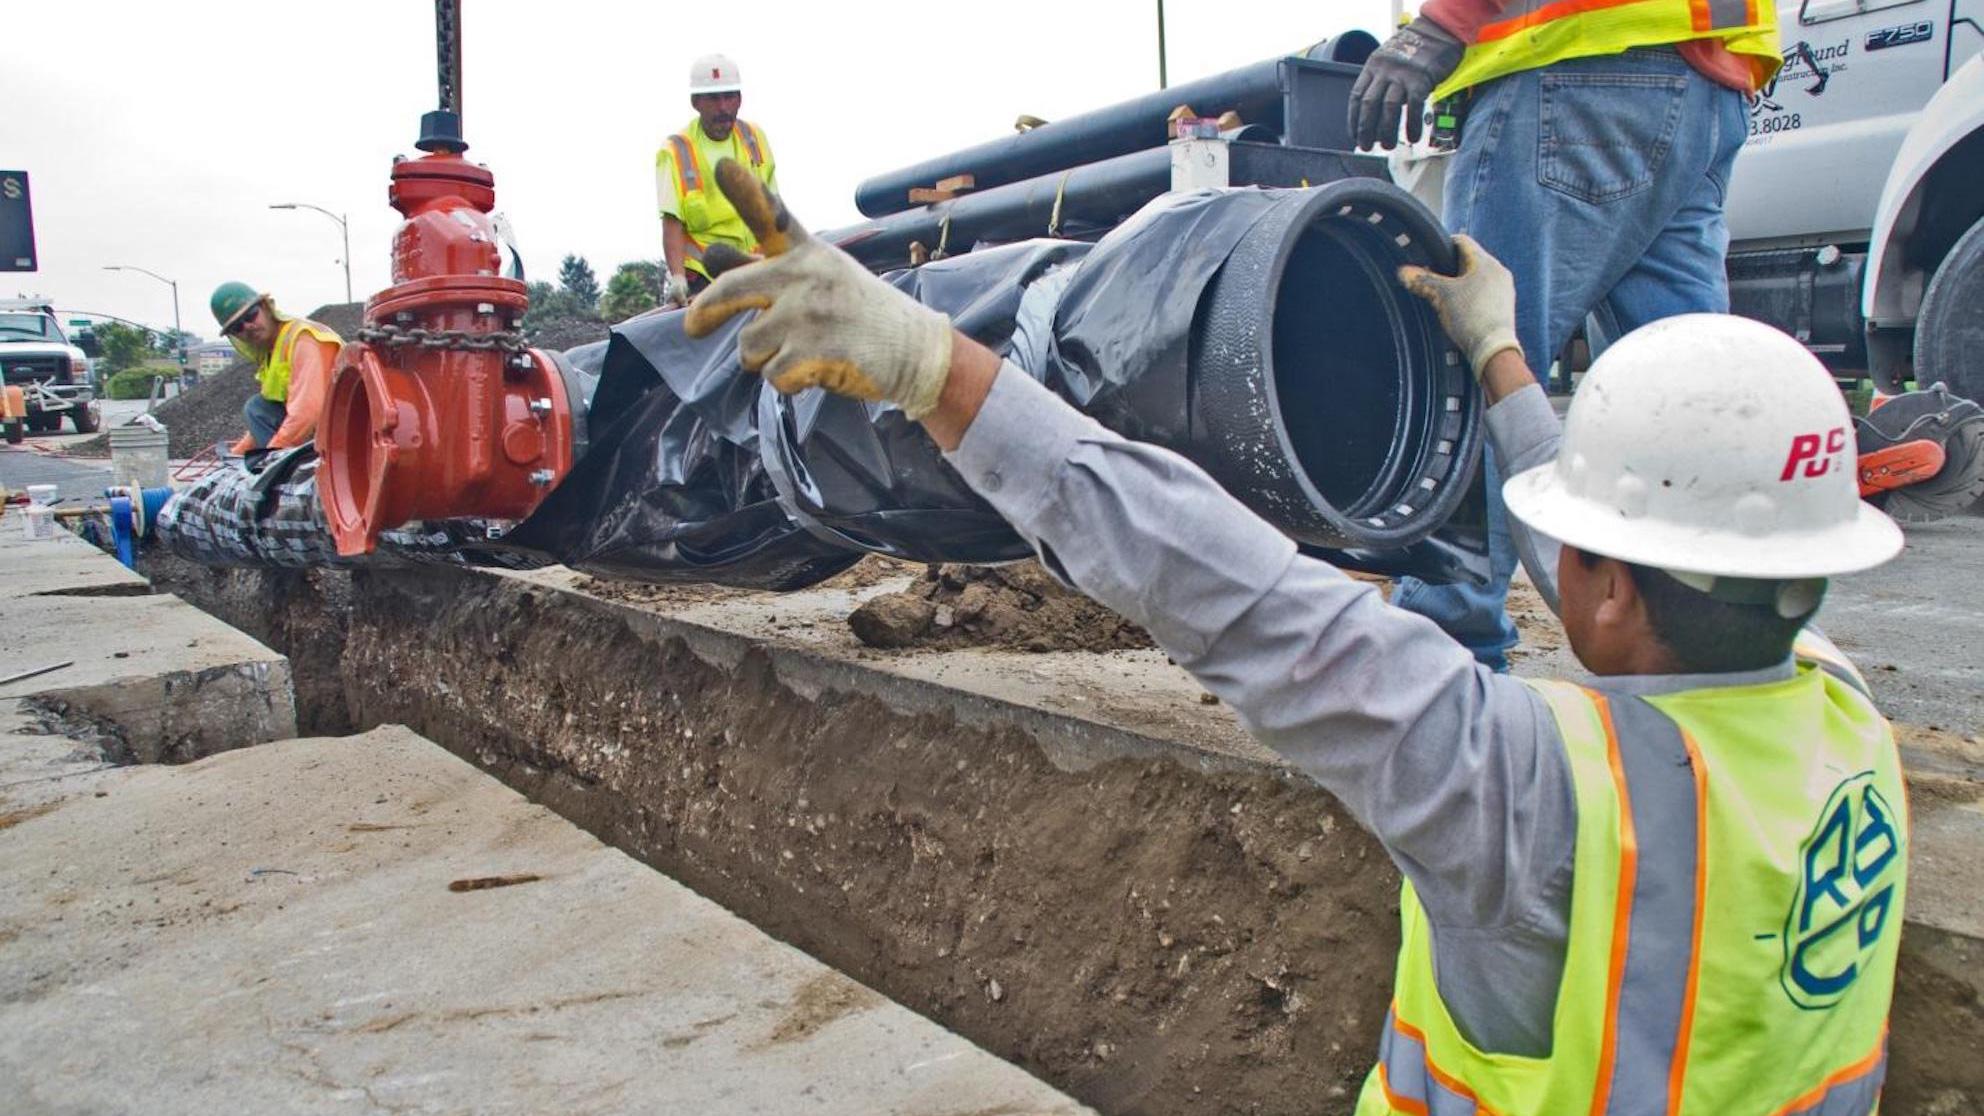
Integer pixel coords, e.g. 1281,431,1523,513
1431,0,1782,101
1358,630,1905,1115
230,314,342,404
657,119,775,280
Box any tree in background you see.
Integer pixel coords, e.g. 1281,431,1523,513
93,321,156,374
522,281,591,332
558,254,601,311
600,260,662,322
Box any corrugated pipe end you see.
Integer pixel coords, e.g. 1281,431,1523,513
1190,180,1481,551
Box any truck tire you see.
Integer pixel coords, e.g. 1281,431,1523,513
24,414,59,434
3,421,22,445
69,404,99,435
1916,215,1984,404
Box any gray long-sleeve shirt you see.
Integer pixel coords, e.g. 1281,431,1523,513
944,364,1798,1056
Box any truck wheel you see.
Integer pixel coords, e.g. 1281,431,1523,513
24,414,58,434
1916,215,1984,404
3,421,22,445
69,404,99,435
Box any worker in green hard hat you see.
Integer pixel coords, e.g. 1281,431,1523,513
210,282,343,456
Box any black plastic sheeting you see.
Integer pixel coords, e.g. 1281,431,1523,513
502,185,1486,587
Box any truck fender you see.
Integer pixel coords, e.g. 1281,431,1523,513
1863,53,1984,331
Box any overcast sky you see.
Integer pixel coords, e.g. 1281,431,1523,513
6,0,1392,338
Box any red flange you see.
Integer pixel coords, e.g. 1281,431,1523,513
319,149,576,556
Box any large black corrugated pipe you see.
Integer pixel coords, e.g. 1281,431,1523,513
1185,180,1478,550
854,58,1291,218
770,182,1480,567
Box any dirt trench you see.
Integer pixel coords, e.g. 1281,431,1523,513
146,558,1401,1114
141,557,1984,1116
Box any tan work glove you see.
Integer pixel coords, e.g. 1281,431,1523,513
683,160,955,418
1397,234,1522,377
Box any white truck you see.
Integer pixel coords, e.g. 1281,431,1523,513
1724,0,1984,402
0,299,101,439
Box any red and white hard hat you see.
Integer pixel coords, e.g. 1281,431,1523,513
1503,314,1903,579
689,53,743,95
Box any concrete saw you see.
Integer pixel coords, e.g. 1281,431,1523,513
1855,385,1984,523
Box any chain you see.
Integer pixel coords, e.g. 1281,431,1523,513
435,0,461,114
357,323,529,353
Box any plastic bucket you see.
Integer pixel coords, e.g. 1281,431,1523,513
21,504,55,540
108,424,171,490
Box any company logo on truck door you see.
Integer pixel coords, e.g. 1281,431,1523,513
1780,773,1901,1010
1780,426,1849,480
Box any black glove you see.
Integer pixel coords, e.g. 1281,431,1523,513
1348,17,1465,151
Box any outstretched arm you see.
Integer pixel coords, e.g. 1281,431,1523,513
682,161,1576,933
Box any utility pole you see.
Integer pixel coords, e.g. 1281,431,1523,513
270,202,354,305
101,263,183,372
1156,0,1169,89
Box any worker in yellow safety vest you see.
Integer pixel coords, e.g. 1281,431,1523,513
683,163,1911,1114
211,281,342,456
655,53,778,309
1347,0,1784,681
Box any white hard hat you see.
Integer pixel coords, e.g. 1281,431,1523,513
1503,314,1903,580
689,53,743,94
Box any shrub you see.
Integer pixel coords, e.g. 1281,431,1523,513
104,367,167,400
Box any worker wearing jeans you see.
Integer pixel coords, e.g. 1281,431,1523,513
1349,2,1778,670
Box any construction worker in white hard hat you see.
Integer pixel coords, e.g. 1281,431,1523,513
654,53,778,309
682,162,1910,1114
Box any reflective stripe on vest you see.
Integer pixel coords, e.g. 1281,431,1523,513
1430,0,1781,100
1359,661,1904,1116
664,133,709,267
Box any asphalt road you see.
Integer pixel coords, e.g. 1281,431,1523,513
1822,513,1984,735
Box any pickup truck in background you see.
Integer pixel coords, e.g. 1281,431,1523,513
0,299,101,437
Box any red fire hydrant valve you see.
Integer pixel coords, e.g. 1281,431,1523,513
320,150,576,556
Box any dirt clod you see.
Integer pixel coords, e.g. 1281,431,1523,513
849,562,1153,653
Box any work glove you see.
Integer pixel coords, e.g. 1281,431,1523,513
1347,17,1465,150
1397,234,1522,376
684,160,955,418
662,272,693,308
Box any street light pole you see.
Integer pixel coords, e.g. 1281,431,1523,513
271,202,354,305
102,264,183,373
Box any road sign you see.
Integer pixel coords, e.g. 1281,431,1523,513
0,171,35,272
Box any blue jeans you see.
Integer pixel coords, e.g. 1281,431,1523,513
242,394,286,450
1393,48,1748,670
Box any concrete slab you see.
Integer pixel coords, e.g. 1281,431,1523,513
0,524,293,762
0,724,1090,1116
0,591,294,762
0,519,149,596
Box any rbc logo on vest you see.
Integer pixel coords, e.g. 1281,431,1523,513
1781,773,1902,1009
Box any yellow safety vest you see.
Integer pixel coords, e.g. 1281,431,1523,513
1432,0,1781,101
1360,632,1905,1115
231,315,342,404
660,119,773,280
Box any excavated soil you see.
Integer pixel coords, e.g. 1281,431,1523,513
139,557,1984,1116
525,316,612,352
577,554,923,611
850,562,1156,653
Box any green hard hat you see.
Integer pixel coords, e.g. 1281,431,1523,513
210,281,264,330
